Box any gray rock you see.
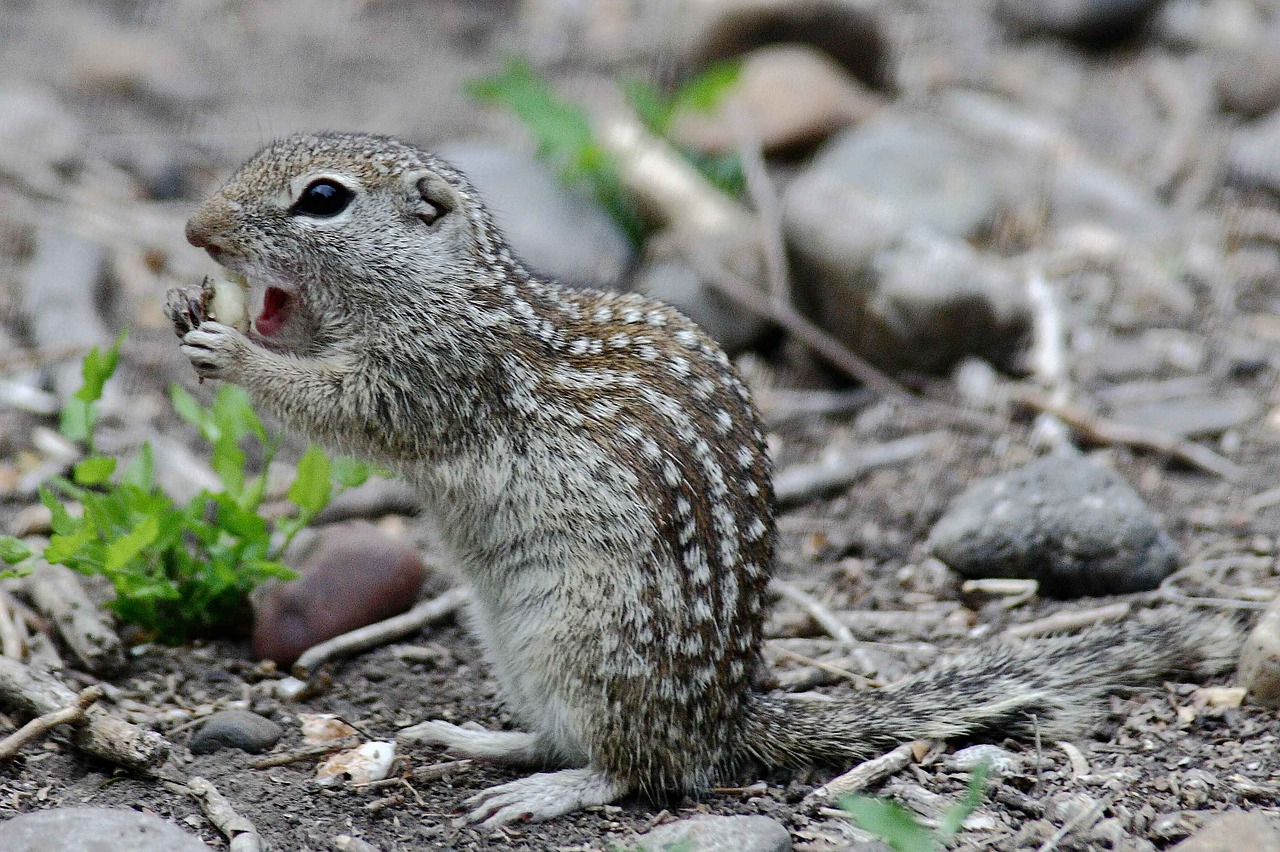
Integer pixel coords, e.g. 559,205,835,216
929,453,1179,596
634,814,792,852
1168,811,1280,852
1104,390,1258,438
996,0,1165,46
189,709,282,755
1218,28,1280,117
1049,158,1171,240
791,117,999,240
434,143,633,289
0,807,209,851
1226,110,1280,196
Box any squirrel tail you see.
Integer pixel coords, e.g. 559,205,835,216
739,610,1241,769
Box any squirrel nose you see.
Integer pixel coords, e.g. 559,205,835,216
185,212,226,257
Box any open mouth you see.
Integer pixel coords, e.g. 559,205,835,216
255,286,293,337
209,272,296,339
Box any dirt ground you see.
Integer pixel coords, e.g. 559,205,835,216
1,0,1279,850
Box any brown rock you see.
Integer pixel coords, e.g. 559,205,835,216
1168,811,1280,852
252,521,428,666
669,44,882,154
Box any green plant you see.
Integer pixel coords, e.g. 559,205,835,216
0,336,371,643
840,763,990,852
466,57,745,244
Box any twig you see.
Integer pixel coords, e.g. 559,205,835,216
1057,741,1090,777
1245,485,1280,513
293,587,468,680
23,561,126,675
0,591,26,660
1025,269,1073,451
249,736,362,769
767,641,879,687
728,98,790,304
0,684,102,759
770,579,855,646
1034,790,1115,852
1012,390,1243,480
802,741,926,809
0,657,168,769
1002,603,1131,639
774,432,948,505
188,776,264,852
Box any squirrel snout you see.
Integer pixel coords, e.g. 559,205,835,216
185,210,228,257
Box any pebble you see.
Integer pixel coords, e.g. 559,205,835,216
0,807,209,851
669,44,882,154
995,0,1165,47
252,521,427,666
1226,110,1280,196
1103,390,1259,439
434,143,633,289
632,814,792,852
1238,592,1280,707
928,453,1180,596
1168,811,1280,852
189,709,283,755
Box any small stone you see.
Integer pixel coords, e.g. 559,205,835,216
434,143,632,289
189,709,283,755
1239,593,1280,707
1168,811,1280,852
0,807,209,851
929,453,1179,596
252,521,428,666
670,44,882,154
633,814,792,852
945,744,1020,774
1104,390,1259,439
996,0,1165,47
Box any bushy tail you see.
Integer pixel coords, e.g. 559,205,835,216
740,611,1240,768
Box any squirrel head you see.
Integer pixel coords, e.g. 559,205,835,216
186,132,510,349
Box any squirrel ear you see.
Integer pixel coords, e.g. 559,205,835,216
409,171,458,227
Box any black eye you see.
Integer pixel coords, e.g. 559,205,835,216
292,179,353,217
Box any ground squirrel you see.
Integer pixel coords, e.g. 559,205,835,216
167,132,1238,826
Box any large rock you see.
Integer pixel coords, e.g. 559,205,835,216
996,0,1166,47
434,143,634,289
189,709,283,755
633,814,792,852
1168,811,1280,852
669,44,882,154
929,453,1180,596
0,808,209,852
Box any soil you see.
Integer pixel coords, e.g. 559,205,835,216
0,1,1279,850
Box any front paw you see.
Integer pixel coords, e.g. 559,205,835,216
180,322,248,382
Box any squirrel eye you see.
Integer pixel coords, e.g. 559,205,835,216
292,179,353,217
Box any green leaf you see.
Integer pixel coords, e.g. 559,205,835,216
39,487,76,536
670,60,742,115
331,456,371,489
73,333,125,404
288,445,332,515
44,523,96,565
104,515,160,573
73,456,117,486
170,384,216,442
840,796,938,852
211,436,246,500
0,536,32,566
622,76,673,133
213,385,266,443
59,397,92,444
937,762,990,841
121,442,155,491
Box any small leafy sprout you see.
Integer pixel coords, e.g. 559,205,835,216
0,336,373,644
840,762,990,852
466,57,746,245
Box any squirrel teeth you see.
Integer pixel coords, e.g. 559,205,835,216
205,272,250,332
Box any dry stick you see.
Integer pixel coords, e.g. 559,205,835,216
293,587,469,681
770,579,855,646
249,736,363,769
802,741,926,810
1011,391,1243,481
728,99,790,305
1025,269,1073,452
23,562,126,676
767,641,878,687
189,776,264,852
0,684,102,760
774,432,948,505
1002,603,1131,639
0,592,25,660
0,657,168,770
